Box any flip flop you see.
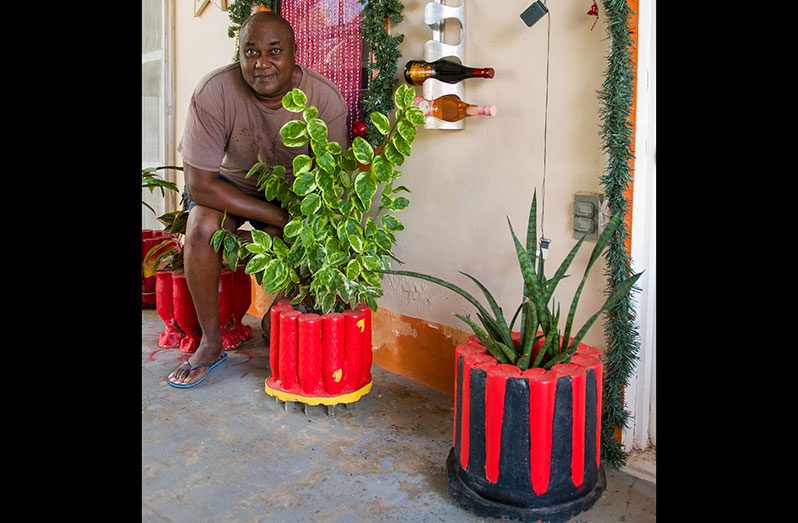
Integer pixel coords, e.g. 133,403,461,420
167,351,228,389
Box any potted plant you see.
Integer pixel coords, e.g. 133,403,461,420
382,190,642,521
220,83,425,411
141,166,182,307
145,210,254,353
142,207,191,350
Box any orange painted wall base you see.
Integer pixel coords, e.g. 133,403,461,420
246,280,470,395
371,308,470,395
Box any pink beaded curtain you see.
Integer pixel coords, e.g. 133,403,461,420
281,0,364,138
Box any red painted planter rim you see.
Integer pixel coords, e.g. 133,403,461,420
460,336,602,380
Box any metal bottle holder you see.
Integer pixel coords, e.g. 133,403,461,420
423,0,466,130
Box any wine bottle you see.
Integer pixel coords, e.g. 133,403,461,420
404,59,495,85
413,95,497,123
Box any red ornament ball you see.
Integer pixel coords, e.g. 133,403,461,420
352,120,368,138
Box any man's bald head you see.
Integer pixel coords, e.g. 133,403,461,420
239,11,295,51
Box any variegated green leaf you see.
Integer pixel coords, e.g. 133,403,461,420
371,155,393,182
307,117,329,143
292,154,313,175
397,119,416,143
380,214,404,232
292,172,316,195
405,106,426,125
352,136,374,164
392,197,410,210
245,253,270,273
280,120,306,140
283,135,309,148
346,259,361,281
361,255,381,271
301,193,322,215
364,217,377,237
374,229,392,251
391,134,411,157
272,236,289,258
245,243,266,255
283,219,303,238
211,229,224,252
354,171,377,211
370,111,390,135
282,88,307,112
384,143,404,165
317,151,336,173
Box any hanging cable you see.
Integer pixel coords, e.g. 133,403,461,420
540,5,551,242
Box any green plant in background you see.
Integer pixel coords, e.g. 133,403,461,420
142,165,188,276
382,190,642,370
141,165,182,214
227,1,274,61
214,83,424,314
142,209,189,277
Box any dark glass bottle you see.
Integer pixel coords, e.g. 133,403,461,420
404,59,495,85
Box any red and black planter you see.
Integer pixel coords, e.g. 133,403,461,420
448,334,605,522
264,301,373,412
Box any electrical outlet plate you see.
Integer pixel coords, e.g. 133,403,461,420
573,192,605,241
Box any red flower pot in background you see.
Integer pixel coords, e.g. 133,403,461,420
155,270,185,348
218,268,238,350
141,229,168,308
172,271,201,353
156,267,253,354
226,266,254,347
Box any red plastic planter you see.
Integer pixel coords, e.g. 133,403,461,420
264,303,373,406
225,267,254,347
141,229,171,308
158,268,253,353
155,270,185,348
171,271,201,353
447,334,606,521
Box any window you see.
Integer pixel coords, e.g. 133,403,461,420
142,0,175,229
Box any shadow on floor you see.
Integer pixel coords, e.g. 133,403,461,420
142,310,655,521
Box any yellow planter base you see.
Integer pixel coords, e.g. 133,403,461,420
264,379,373,406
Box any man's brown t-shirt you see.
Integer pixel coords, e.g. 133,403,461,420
178,63,349,199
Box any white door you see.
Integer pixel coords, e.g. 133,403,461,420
624,0,656,451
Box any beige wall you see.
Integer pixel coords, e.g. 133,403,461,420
174,3,237,194
173,1,611,349
379,1,611,348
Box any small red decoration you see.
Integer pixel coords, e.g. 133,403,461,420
352,120,368,138
587,1,599,31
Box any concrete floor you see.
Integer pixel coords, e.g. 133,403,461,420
142,310,655,522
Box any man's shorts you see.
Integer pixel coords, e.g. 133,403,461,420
182,175,277,231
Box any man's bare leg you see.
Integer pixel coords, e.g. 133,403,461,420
168,205,235,385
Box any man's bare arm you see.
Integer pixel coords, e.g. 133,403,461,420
185,162,289,228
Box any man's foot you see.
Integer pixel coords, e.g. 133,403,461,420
167,342,227,388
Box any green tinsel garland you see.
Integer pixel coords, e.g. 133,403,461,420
227,1,274,61
597,0,641,469
358,0,405,146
